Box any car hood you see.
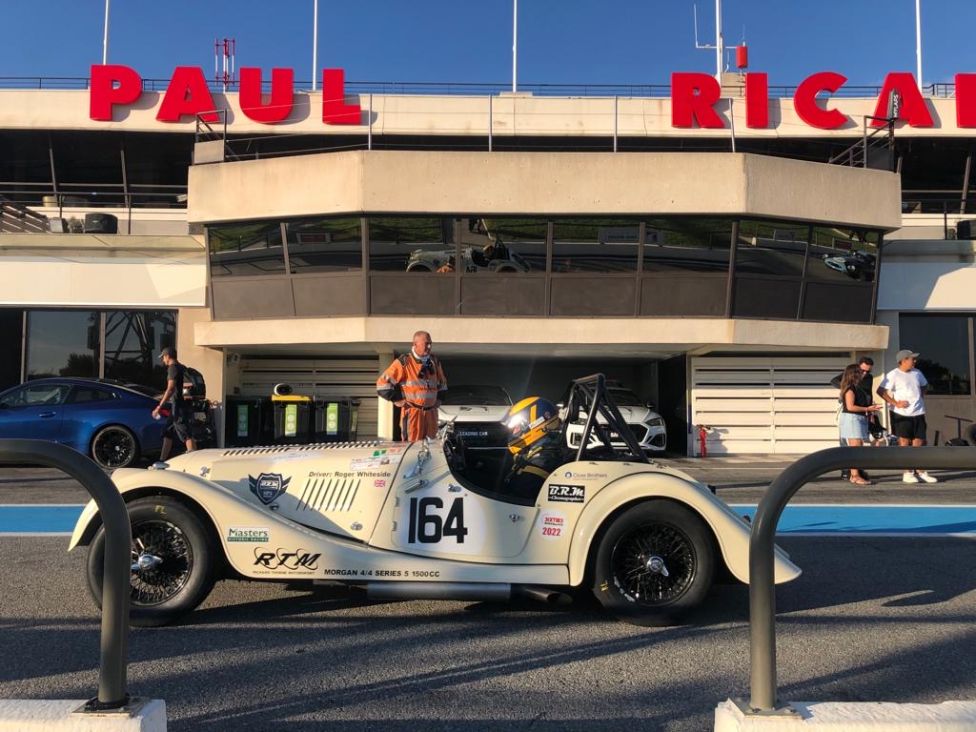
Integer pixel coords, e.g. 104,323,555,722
438,405,511,422
569,405,660,423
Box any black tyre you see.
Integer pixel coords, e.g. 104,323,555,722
591,500,715,626
87,497,217,627
91,425,139,469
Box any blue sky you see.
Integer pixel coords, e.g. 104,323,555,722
1,1,972,86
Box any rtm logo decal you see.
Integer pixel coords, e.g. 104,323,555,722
407,497,469,544
253,548,321,571
548,484,585,503
249,473,291,504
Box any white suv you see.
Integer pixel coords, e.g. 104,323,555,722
563,383,667,453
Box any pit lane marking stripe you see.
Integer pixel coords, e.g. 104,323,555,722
0,505,84,535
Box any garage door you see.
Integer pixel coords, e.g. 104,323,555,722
238,356,380,440
691,356,849,455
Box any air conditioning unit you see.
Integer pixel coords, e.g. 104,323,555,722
957,220,976,240
84,212,118,234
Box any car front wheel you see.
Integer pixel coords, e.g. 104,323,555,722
591,500,715,626
87,497,217,627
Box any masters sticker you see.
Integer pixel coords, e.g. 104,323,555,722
227,527,270,543
548,484,585,503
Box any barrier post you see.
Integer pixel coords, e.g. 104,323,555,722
747,445,976,714
0,439,131,710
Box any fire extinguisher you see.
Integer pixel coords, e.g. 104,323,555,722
697,424,710,457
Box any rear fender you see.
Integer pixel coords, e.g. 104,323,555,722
567,473,801,586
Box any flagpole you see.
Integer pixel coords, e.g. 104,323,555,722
915,0,923,89
512,0,518,93
312,0,319,91
102,0,110,65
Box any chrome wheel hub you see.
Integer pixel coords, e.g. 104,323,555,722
646,554,669,577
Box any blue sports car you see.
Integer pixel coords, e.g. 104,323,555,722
0,378,166,469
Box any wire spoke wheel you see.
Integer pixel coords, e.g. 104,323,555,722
610,522,696,605
130,520,193,606
92,427,136,469
592,500,715,626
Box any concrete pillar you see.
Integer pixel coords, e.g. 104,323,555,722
376,350,395,440
177,305,225,445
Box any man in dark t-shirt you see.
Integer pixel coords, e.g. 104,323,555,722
153,347,196,460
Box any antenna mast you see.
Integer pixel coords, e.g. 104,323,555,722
214,38,236,91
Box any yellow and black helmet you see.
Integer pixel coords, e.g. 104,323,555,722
505,396,560,454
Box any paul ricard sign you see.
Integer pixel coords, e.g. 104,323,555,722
88,65,976,130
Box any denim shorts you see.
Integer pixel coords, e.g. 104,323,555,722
839,412,869,441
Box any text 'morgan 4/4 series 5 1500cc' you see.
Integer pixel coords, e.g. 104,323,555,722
71,375,799,627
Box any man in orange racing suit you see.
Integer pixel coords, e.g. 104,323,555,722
377,331,448,441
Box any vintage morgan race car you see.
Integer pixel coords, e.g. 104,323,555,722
71,375,800,627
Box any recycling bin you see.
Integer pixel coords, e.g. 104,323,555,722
312,399,360,442
224,396,272,447
272,394,312,444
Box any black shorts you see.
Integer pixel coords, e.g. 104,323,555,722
891,414,927,441
164,414,192,442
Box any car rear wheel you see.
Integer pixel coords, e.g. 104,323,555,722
87,497,217,627
591,500,714,626
91,425,138,469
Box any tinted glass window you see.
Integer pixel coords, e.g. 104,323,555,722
458,218,546,273
608,388,643,406
286,217,362,273
735,220,808,276
369,217,454,272
807,227,879,283
0,383,70,407
68,386,115,404
208,222,285,276
642,218,734,273
899,314,971,395
26,311,99,379
103,310,176,388
440,385,512,406
0,309,23,392
552,219,638,272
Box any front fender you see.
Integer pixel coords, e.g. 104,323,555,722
567,472,801,586
69,467,224,551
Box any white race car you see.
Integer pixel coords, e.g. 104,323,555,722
71,375,799,627
406,242,530,273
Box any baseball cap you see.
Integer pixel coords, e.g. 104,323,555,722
159,346,176,359
895,349,919,362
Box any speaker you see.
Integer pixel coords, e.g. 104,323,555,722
957,220,976,240
84,212,118,234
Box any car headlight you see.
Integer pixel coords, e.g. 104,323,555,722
647,417,665,428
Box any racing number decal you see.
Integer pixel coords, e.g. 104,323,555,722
407,497,469,544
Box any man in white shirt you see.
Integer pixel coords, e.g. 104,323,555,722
877,349,937,484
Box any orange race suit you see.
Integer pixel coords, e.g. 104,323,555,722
376,352,448,441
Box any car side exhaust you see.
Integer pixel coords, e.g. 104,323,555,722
514,585,572,605
365,582,512,601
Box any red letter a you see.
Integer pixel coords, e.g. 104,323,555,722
157,67,219,123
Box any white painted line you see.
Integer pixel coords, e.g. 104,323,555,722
0,532,72,537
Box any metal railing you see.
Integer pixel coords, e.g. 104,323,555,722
0,76,958,98
747,445,976,714
0,439,131,711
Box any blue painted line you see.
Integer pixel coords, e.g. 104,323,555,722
3,503,976,536
731,504,976,535
0,505,84,535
